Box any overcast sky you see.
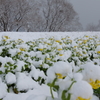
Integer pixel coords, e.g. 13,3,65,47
69,0,100,29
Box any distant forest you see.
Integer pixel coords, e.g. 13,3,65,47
0,0,100,32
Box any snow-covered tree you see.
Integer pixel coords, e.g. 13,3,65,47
28,0,83,32
0,0,30,31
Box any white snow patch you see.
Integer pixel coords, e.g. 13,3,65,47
16,73,39,91
5,72,16,84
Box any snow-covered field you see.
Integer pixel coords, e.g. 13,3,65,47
0,32,100,42
0,32,100,100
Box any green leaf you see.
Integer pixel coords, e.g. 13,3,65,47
61,81,76,100
66,93,71,100
53,85,59,91
47,83,52,87
0,62,2,66
14,65,17,69
0,71,3,74
61,90,67,100
52,78,57,87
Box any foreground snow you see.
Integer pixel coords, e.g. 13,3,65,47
0,32,100,100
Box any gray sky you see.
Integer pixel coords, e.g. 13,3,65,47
69,0,100,29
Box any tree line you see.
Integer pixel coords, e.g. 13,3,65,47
0,0,84,32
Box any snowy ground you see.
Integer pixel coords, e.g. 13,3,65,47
0,32,100,41
0,32,100,100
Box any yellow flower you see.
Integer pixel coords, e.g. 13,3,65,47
18,39,24,43
46,58,51,60
70,40,72,43
89,79,100,89
57,48,62,51
17,52,22,55
4,36,10,39
83,51,87,54
74,46,77,48
61,38,65,40
78,39,82,41
96,44,100,46
55,40,60,43
59,54,63,56
64,42,66,44
47,43,52,45
3,39,6,41
89,38,93,40
85,36,89,38
20,48,26,51
79,43,82,45
97,51,100,54
76,52,82,56
40,64,43,67
38,48,43,51
56,73,66,79
44,42,47,44
76,97,91,100
60,43,62,45
49,38,54,40
83,40,88,44
85,46,88,47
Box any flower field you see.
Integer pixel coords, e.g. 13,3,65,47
0,33,100,100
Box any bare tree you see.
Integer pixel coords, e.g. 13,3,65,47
0,0,83,32
85,23,98,31
0,0,30,31
28,0,82,32
96,20,100,31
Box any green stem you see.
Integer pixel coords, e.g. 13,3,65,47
67,81,76,92
50,86,54,99
61,81,76,100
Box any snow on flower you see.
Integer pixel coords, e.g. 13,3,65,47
15,60,26,72
0,33,100,100
96,45,100,54
91,95,99,100
0,81,7,99
16,72,39,91
53,61,72,75
81,62,100,89
29,65,46,80
70,81,93,100
5,72,16,84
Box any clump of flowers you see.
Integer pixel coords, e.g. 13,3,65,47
0,35,100,100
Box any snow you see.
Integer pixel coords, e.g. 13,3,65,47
16,72,39,91
26,95,46,100
53,61,72,74
3,84,57,100
82,62,100,81
29,65,46,80
15,60,26,72
0,82,7,99
5,72,16,84
0,32,100,42
0,32,100,100
91,95,99,100
71,80,93,99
